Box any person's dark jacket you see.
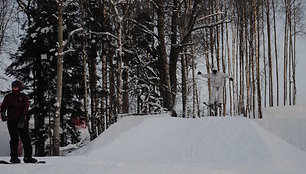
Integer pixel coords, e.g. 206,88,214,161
1,92,29,122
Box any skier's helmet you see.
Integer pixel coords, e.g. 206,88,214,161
212,67,218,74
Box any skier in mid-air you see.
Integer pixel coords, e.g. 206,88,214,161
1,80,37,164
198,68,233,108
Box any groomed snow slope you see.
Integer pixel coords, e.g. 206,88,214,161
1,111,306,174
256,105,306,151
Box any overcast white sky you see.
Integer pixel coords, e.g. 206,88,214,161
295,36,306,105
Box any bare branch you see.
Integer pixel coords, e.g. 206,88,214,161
90,31,118,40
16,0,28,13
196,11,224,23
129,19,158,38
149,0,159,10
63,27,83,48
192,19,231,31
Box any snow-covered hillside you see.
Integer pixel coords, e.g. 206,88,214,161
0,106,306,174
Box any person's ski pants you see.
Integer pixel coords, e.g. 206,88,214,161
7,121,33,158
209,86,223,105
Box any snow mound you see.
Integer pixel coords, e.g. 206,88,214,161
71,114,306,173
1,110,306,174
257,105,306,151
262,105,306,118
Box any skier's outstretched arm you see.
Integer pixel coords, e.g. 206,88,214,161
220,72,233,81
197,71,210,79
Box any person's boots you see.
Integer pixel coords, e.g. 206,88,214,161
23,156,37,163
10,157,21,164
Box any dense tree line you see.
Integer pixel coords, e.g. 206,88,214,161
0,0,304,156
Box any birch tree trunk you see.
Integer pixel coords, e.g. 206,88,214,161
293,6,297,105
109,0,129,114
261,5,267,108
122,67,129,113
117,23,123,114
266,0,274,107
230,0,237,116
181,50,187,118
88,46,98,139
154,0,173,112
225,17,232,116
272,0,279,106
289,11,292,105
248,14,254,118
283,0,289,106
221,21,226,116
251,8,256,117
80,0,91,140
239,2,245,116
243,2,250,116
205,51,211,104
169,0,179,105
251,14,256,118
108,54,115,127
53,0,64,156
216,0,220,71
255,0,263,118
101,54,107,131
191,37,197,118
83,45,90,138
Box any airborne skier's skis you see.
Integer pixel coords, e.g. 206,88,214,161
203,102,222,116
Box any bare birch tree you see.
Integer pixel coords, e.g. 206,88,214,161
272,0,279,106
79,0,91,141
109,0,131,114
53,0,65,156
53,0,83,155
266,0,274,107
152,0,173,113
283,0,289,106
255,0,262,118
0,0,12,52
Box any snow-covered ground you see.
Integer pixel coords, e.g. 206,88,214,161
1,106,306,174
0,122,10,156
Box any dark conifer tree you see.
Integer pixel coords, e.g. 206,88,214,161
7,0,83,155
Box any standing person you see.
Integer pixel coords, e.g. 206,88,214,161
198,68,233,107
1,80,37,163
